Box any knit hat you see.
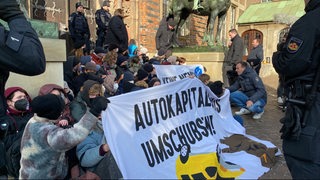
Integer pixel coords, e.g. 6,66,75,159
94,47,106,54
31,94,65,120
85,62,97,71
38,84,64,96
148,78,161,87
73,40,85,49
137,69,149,81
143,63,154,73
102,0,111,7
75,2,83,9
116,55,128,66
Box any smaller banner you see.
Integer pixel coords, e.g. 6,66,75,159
154,64,204,84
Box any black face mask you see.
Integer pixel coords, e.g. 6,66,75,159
14,99,30,111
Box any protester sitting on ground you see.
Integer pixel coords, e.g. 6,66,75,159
148,77,161,87
19,94,108,179
38,83,79,179
167,56,178,65
128,55,142,74
149,49,166,65
73,62,104,96
63,55,81,94
63,80,75,101
176,56,187,65
142,63,157,82
70,80,104,122
128,39,138,58
100,51,118,97
91,47,106,65
131,69,149,91
3,87,33,178
207,81,244,126
228,61,267,120
76,105,122,179
198,73,211,85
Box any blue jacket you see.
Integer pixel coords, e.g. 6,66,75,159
228,67,267,103
76,121,104,169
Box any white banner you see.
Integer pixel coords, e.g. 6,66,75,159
102,78,275,179
154,64,204,84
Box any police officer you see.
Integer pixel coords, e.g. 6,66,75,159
0,0,46,176
95,0,112,48
68,2,91,55
272,0,320,178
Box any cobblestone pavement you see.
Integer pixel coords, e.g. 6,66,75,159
231,79,292,179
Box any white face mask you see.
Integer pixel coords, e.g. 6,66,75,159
113,82,119,92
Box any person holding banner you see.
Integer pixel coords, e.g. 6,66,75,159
228,61,267,120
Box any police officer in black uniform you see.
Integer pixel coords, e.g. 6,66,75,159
0,0,46,176
95,0,112,48
68,2,91,55
272,0,320,178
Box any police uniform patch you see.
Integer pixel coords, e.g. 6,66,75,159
287,37,303,53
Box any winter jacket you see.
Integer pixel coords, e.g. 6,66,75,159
228,67,267,103
19,111,98,179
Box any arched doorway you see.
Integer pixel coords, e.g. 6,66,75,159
242,30,263,60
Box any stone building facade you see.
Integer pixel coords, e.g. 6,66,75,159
23,0,248,54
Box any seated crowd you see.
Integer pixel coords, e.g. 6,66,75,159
1,41,266,179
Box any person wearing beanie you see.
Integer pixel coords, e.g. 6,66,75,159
95,0,112,48
148,77,161,87
19,94,109,179
38,83,79,179
70,80,104,122
2,87,33,178
142,63,157,82
133,69,149,90
68,2,91,55
73,61,104,96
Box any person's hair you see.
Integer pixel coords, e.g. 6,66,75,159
177,57,186,64
103,51,118,65
6,89,26,101
114,8,124,17
198,74,210,83
74,48,84,60
237,61,248,68
89,84,103,97
130,55,140,64
229,29,238,34
253,38,260,44
129,39,136,45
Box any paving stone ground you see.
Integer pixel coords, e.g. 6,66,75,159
231,75,292,179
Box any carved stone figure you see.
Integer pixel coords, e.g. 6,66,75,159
168,0,231,46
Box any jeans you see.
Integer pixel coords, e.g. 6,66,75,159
230,90,266,113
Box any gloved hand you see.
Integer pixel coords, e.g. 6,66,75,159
89,97,110,117
0,0,25,22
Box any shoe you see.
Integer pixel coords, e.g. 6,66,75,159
277,97,284,105
253,110,264,120
235,108,251,115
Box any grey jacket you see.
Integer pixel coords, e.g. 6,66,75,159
225,34,244,65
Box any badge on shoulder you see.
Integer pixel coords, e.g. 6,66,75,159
287,37,303,53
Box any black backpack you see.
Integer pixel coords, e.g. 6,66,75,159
6,139,21,178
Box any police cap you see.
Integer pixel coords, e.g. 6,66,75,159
75,2,83,9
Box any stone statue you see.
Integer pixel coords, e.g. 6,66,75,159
168,0,231,46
